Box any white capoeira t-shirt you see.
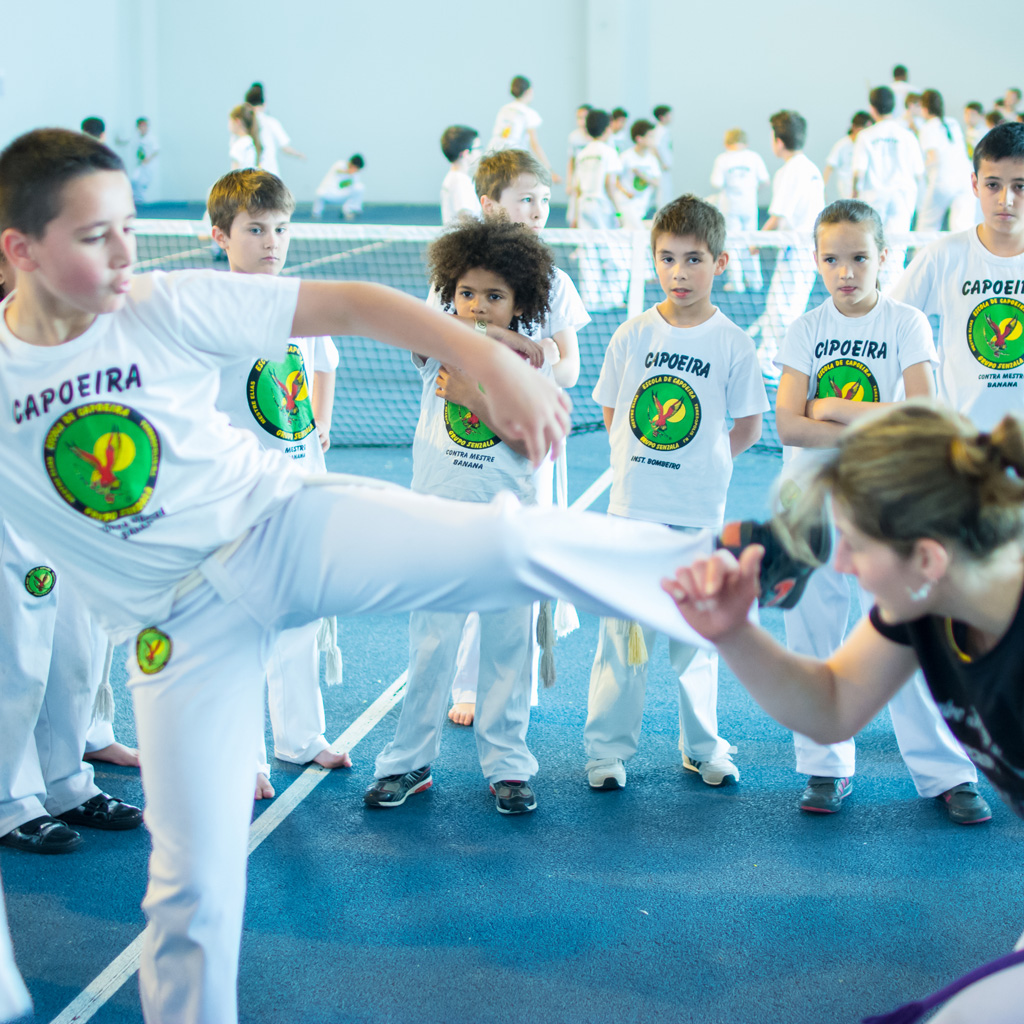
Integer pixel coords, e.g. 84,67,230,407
440,169,481,224
256,112,290,176
217,335,338,472
892,229,1024,428
0,270,303,635
769,153,824,233
776,293,938,469
710,148,769,218
487,100,541,153
593,306,768,528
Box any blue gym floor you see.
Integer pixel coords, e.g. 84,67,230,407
2,431,1021,1024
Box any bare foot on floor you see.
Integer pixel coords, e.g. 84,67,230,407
448,702,475,726
313,749,352,769
84,742,141,768
255,773,275,800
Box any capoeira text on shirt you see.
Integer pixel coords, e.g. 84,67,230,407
812,339,889,360
643,351,711,377
961,278,1024,297
12,363,142,423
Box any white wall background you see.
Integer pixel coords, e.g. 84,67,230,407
0,0,1005,208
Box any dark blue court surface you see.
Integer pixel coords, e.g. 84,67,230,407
2,434,1020,1024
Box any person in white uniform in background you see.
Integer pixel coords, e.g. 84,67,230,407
916,88,975,233
824,111,873,201
651,105,674,207
486,75,560,183
439,125,481,225
565,104,592,228
243,82,305,177
616,118,661,230
710,127,769,292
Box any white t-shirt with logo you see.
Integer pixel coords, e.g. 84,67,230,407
851,119,923,203
217,334,339,473
768,153,824,233
776,293,937,468
710,148,769,217
315,163,361,199
617,148,661,221
825,136,855,199
917,117,972,192
487,100,541,153
575,140,622,203
0,270,303,635
593,306,768,528
410,354,550,506
892,229,1024,428
440,169,481,225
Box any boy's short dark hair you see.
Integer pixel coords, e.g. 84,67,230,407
245,82,264,106
136,117,149,127
906,92,922,108
869,86,895,116
426,218,553,333
1009,88,1022,102
893,65,908,80
973,121,1024,172
653,105,671,122
577,103,593,113
770,110,806,152
206,168,295,233
611,108,628,121
440,125,478,164
474,149,551,201
650,194,726,259
851,111,874,131
349,154,365,170
510,75,531,99
81,117,105,139
585,109,611,139
966,101,984,115
630,118,655,142
0,128,124,237
987,110,1007,128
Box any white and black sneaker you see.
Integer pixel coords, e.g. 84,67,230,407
363,766,433,808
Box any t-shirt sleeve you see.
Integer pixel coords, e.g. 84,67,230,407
890,245,941,317
726,335,770,418
775,313,815,376
591,322,629,408
896,305,939,372
526,107,542,131
545,269,591,336
313,336,340,372
768,165,797,221
826,139,844,169
143,270,300,364
868,605,914,646
755,153,770,184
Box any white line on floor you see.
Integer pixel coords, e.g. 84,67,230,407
48,465,613,1024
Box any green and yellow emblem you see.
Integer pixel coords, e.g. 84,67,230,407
816,359,879,403
629,375,701,451
967,297,1024,369
444,402,500,449
247,344,316,442
44,403,160,522
25,566,56,597
136,627,171,675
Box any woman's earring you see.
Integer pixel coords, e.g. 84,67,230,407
907,580,933,602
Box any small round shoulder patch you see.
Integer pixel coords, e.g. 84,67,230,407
137,627,172,675
25,566,56,597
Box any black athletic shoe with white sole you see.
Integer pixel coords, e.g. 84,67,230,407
490,779,537,815
363,766,433,808
718,516,831,610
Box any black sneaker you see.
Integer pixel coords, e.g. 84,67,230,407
58,793,143,831
938,782,992,825
0,815,83,854
489,780,537,815
363,766,433,808
718,516,830,610
799,776,852,814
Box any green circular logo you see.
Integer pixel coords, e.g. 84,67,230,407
444,402,499,449
25,566,56,597
136,627,171,675
816,359,880,403
633,174,649,193
247,344,316,442
967,298,1024,369
629,375,700,451
44,403,160,522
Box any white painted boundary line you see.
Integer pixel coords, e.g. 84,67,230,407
48,463,613,1024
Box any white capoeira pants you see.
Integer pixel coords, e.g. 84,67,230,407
0,521,106,837
784,560,976,796
126,478,715,1024
753,245,817,368
375,605,535,784
311,180,365,220
724,212,763,291
0,872,30,1024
